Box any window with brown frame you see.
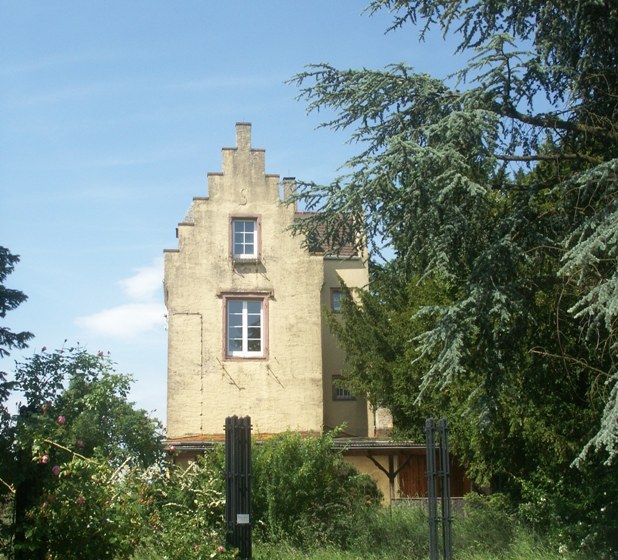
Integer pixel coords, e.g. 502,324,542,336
231,218,259,260
225,297,266,358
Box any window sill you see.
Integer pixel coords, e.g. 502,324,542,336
232,257,260,264
224,355,268,362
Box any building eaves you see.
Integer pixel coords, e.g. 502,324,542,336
294,211,360,257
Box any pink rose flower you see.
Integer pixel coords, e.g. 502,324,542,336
41,455,49,464
57,415,66,425
168,445,176,453
97,350,104,357
51,465,61,476
217,545,225,553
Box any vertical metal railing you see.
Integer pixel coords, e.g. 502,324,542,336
438,418,452,560
425,418,453,560
426,419,439,560
225,415,252,559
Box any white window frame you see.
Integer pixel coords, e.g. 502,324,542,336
231,217,259,260
225,297,265,359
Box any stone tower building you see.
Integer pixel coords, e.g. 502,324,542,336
164,123,373,441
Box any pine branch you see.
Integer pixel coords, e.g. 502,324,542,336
496,103,618,141
495,153,603,165
529,348,610,379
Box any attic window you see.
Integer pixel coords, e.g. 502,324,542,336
231,217,260,260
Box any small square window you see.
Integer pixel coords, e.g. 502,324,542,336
232,218,258,259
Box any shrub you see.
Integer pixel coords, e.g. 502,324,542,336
24,453,146,560
453,493,516,556
517,462,618,558
135,453,233,560
252,431,381,549
351,506,429,558
8,347,163,559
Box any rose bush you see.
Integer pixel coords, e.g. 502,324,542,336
134,453,235,560
26,451,145,560
6,346,164,559
24,442,236,560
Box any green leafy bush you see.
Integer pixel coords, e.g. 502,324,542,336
351,506,428,558
518,462,618,558
25,454,145,560
6,346,163,559
135,453,232,560
454,493,516,556
252,431,381,549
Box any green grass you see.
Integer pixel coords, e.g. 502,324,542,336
245,507,589,560
134,504,591,560
249,506,589,560
252,529,584,560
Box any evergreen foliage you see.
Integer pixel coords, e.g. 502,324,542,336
0,247,33,362
289,0,617,553
0,247,33,431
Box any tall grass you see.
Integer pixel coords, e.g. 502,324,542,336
134,503,589,560
251,505,589,560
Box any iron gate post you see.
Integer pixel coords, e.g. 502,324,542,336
225,415,252,559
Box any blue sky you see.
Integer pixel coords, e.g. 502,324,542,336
0,1,462,425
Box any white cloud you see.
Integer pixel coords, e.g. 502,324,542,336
75,258,165,338
75,303,166,339
118,258,163,301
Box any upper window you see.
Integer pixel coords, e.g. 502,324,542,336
226,298,264,358
232,218,258,260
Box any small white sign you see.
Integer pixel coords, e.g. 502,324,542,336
236,513,250,525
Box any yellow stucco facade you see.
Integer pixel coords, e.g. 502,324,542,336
164,123,372,440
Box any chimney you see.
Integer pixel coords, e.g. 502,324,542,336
282,177,296,209
235,122,251,151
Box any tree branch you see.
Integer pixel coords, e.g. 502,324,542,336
529,348,609,379
496,104,618,141
496,153,603,165
0,476,15,494
43,438,93,463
